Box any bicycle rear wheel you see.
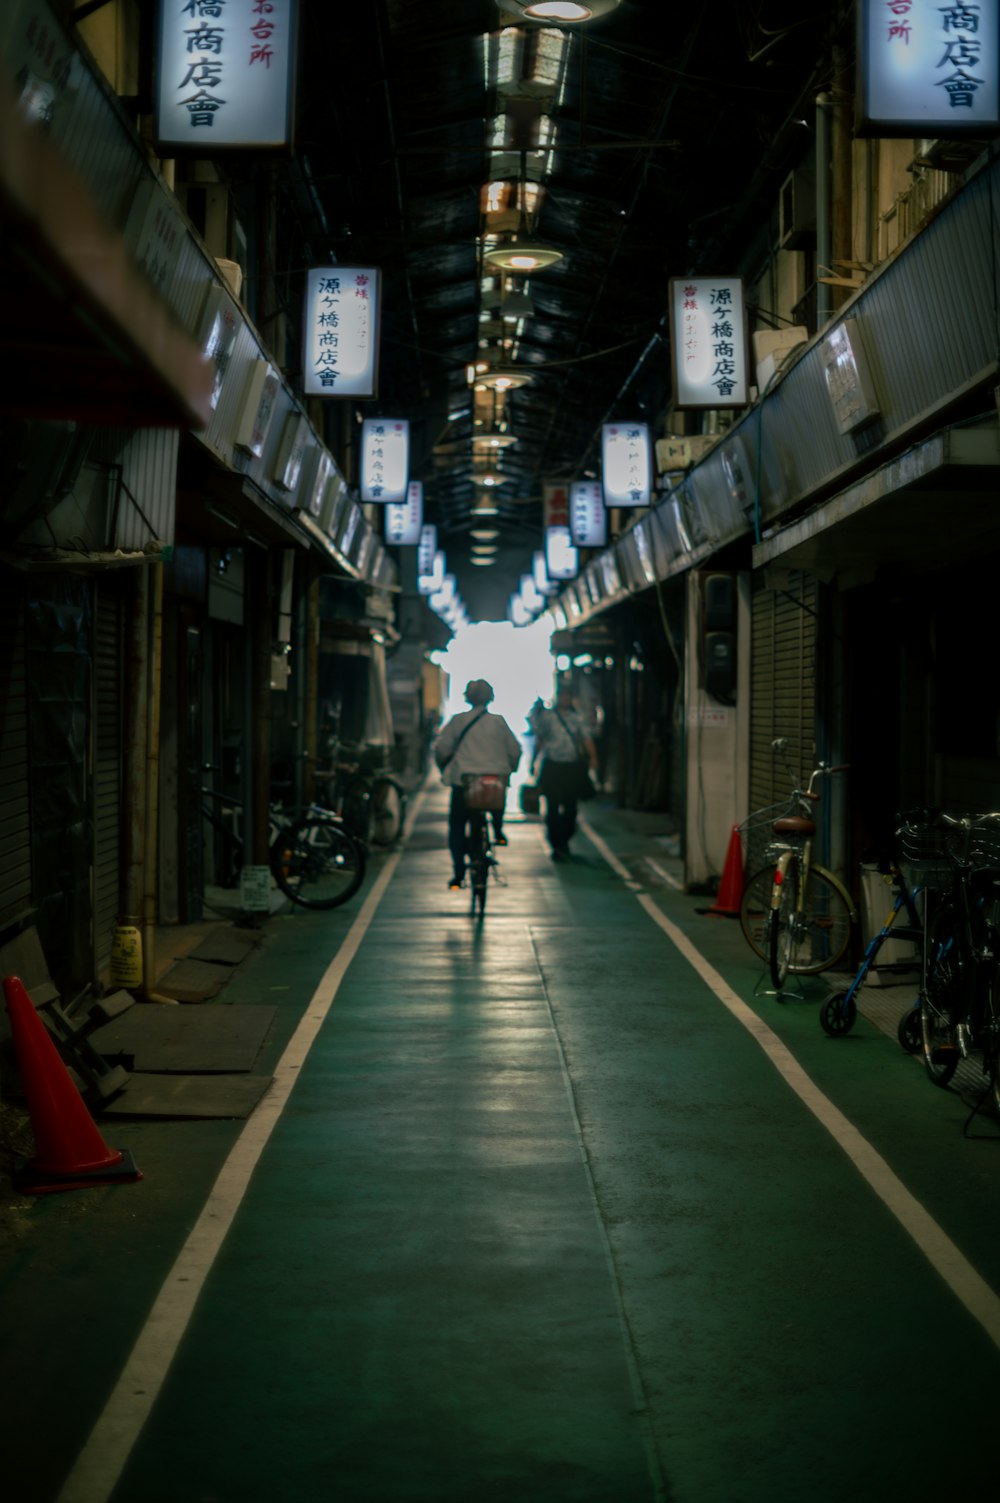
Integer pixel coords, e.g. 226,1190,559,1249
271,818,366,909
370,776,405,847
342,778,373,846
769,857,798,990
468,817,489,918
739,868,774,962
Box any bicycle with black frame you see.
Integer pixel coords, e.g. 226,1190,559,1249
462,773,508,919
315,736,407,848
200,766,366,911
904,810,1000,1120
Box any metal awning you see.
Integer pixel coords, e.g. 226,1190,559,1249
0,75,213,431
752,423,1000,587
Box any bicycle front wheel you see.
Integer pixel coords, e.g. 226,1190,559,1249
769,857,798,990
778,868,853,976
271,818,366,910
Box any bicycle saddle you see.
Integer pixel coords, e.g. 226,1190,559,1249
773,815,816,837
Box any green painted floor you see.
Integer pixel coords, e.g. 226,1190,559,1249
4,787,1000,1502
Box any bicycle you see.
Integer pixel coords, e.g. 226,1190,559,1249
201,770,366,911
819,855,924,1037
462,773,507,919
315,738,407,848
904,811,1000,1118
738,741,856,991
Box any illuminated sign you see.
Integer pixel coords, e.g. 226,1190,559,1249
360,419,409,503
570,480,607,546
303,267,381,398
601,424,652,509
155,0,298,150
385,481,423,545
199,283,239,410
669,278,749,409
417,524,438,576
545,525,579,581
859,0,999,135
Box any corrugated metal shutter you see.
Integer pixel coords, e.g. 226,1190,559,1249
93,581,125,975
750,572,819,820
0,578,31,925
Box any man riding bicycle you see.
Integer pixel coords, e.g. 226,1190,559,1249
434,680,521,890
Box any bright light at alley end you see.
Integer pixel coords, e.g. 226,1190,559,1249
668,277,749,410
303,268,381,398
361,420,409,504
601,424,652,509
858,0,999,136
154,0,298,149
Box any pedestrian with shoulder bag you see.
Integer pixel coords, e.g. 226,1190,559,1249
530,681,599,861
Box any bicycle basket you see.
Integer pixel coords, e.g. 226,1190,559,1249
738,797,802,874
462,773,508,812
897,819,953,890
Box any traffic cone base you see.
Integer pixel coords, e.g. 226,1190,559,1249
3,975,142,1196
706,824,745,917
13,1147,142,1196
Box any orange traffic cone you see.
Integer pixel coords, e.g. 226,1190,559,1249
705,825,745,917
2,975,142,1195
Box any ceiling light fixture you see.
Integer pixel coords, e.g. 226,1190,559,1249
478,365,533,391
471,527,500,540
483,237,562,272
497,0,622,21
471,556,496,566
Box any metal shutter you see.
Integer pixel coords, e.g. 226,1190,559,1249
93,580,125,976
749,571,819,815
0,577,31,925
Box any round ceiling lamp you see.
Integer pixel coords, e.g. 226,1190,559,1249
478,366,533,391
471,527,500,540
483,238,563,273
471,556,496,566
498,0,621,21
473,422,518,450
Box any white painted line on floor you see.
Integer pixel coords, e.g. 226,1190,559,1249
579,812,1000,1354
57,792,427,1503
645,856,684,891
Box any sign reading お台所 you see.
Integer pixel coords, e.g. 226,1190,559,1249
155,0,298,149
859,0,999,135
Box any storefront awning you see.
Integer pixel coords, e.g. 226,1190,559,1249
753,423,1000,586
0,76,214,431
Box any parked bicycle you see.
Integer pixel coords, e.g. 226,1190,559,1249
315,737,406,848
738,740,856,991
201,768,366,911
462,773,507,919
819,854,924,1037
903,811,1000,1117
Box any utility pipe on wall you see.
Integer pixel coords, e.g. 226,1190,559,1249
815,92,833,329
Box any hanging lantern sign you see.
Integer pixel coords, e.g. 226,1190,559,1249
570,480,607,546
668,278,749,409
303,268,381,397
155,0,298,150
858,0,999,136
418,548,445,597
360,419,409,503
385,481,423,545
601,423,652,508
532,551,555,595
418,524,438,576
545,525,579,581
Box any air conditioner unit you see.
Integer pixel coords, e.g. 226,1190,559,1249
778,167,816,249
